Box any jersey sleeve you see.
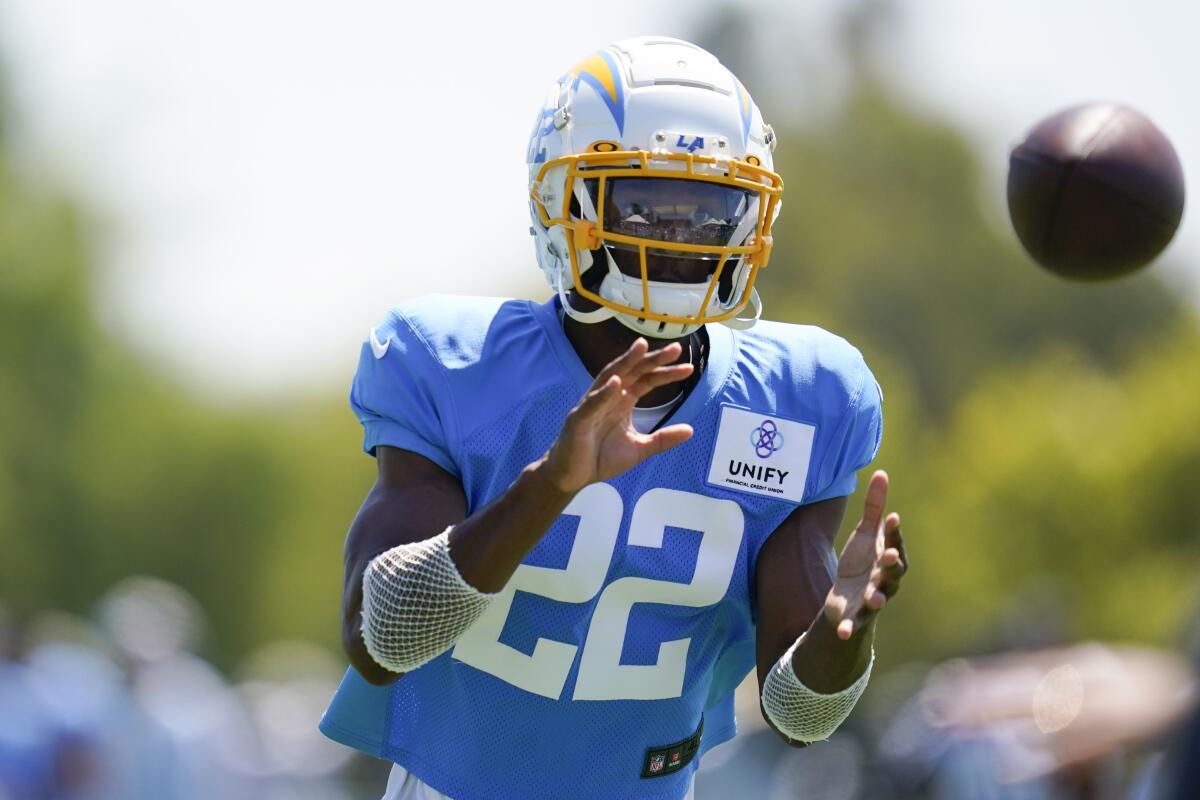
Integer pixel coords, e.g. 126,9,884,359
806,353,883,504
349,308,460,477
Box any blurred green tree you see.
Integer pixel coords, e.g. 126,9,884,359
0,93,370,665
876,323,1200,664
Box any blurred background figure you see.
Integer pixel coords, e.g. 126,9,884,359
1,0,1199,796
876,644,1194,800
95,576,260,800
236,641,358,799
0,581,356,799
0,609,162,800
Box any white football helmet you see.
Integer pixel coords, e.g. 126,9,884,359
527,36,783,338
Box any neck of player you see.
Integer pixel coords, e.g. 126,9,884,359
563,312,699,408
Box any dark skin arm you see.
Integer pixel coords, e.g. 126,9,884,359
340,447,467,686
341,339,694,686
754,471,908,745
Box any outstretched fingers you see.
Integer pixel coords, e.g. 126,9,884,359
834,482,905,640
860,470,889,533
626,362,694,399
884,513,906,566
571,374,625,424
596,338,684,387
594,337,650,386
877,513,906,597
625,341,685,382
636,423,694,457
864,582,888,611
837,582,888,640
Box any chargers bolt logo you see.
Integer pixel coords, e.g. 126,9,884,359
750,419,784,459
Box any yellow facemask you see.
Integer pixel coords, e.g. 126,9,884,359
531,148,783,328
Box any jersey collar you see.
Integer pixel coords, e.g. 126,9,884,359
534,295,734,430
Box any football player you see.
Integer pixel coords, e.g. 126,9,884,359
321,36,908,800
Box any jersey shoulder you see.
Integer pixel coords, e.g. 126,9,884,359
375,294,531,368
364,294,569,442
732,318,877,416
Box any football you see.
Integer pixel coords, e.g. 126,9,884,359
1006,103,1185,280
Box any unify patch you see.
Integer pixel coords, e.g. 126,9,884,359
705,404,815,503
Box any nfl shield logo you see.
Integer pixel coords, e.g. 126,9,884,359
649,754,665,773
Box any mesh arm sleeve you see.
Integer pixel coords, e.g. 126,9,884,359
761,635,873,743
360,528,497,673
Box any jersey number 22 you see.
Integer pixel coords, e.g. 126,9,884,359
452,483,745,701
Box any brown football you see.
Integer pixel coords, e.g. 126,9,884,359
1007,103,1185,280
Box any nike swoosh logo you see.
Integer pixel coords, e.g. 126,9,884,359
370,327,389,359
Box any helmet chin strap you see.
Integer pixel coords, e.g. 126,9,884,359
558,261,761,336
719,286,762,330
598,246,705,339
611,311,700,340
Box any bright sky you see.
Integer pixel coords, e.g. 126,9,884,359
1,0,1196,395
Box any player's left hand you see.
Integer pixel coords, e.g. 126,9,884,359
823,470,907,640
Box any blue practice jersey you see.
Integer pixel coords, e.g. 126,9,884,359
321,295,882,800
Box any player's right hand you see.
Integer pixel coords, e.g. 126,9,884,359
539,338,695,494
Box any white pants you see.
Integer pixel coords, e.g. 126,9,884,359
381,764,696,800
382,765,455,800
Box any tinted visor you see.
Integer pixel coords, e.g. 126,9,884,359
588,178,752,252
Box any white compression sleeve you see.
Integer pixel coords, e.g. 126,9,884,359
760,635,873,743
360,528,497,673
